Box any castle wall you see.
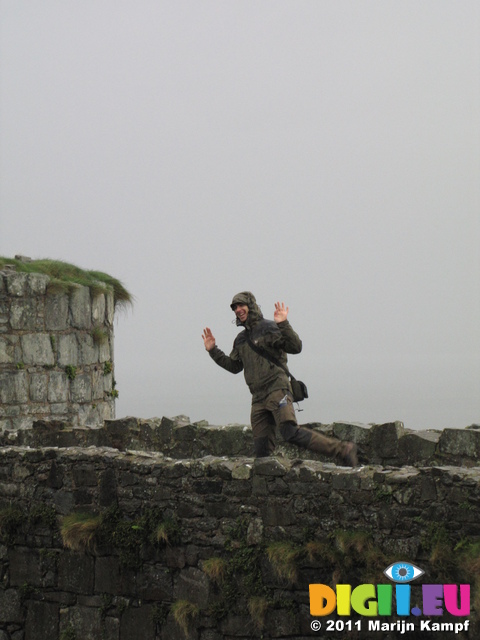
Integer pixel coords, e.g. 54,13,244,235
0,270,116,430
0,445,478,640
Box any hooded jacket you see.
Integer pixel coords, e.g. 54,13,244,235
209,291,302,402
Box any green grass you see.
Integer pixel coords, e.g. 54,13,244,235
60,512,101,551
0,257,133,309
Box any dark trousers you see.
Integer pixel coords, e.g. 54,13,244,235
250,389,345,458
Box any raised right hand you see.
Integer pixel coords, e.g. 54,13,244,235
202,327,216,351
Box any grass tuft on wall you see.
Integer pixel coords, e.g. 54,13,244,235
0,257,133,309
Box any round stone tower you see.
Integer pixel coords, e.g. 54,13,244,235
0,262,122,431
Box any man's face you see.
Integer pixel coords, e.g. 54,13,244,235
232,303,249,323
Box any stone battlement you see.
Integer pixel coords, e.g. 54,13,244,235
2,415,479,469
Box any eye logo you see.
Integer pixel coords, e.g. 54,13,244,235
384,562,424,583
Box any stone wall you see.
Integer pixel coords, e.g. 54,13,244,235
0,443,478,640
3,416,479,469
0,269,116,430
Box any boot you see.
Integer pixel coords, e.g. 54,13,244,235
307,431,358,467
339,441,358,467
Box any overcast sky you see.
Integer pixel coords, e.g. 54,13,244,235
1,1,479,431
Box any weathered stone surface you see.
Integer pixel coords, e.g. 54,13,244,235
332,421,372,444
105,291,114,325
57,333,78,366
45,293,69,330
58,552,95,594
0,589,23,623
77,332,98,364
29,372,49,402
232,461,253,480
173,567,210,608
10,299,38,330
70,373,92,403
20,333,54,365
25,601,59,640
5,273,27,297
369,421,405,461
48,372,69,403
60,604,102,640
120,605,155,640
70,285,92,329
398,430,440,464
439,428,480,460
9,548,43,587
254,457,289,476
27,273,49,295
0,371,28,404
91,293,106,324
0,337,14,364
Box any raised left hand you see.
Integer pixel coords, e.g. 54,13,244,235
274,301,289,323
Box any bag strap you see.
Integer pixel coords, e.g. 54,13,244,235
244,332,296,380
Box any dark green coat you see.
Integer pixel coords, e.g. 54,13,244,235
209,318,302,403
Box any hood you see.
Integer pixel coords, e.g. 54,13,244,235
230,291,263,328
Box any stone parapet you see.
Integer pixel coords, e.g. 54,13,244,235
0,270,116,429
0,446,477,639
4,415,479,469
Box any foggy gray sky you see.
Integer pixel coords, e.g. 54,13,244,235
1,1,479,431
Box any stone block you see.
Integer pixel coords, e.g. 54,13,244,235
398,431,440,464
70,285,92,329
77,332,98,364
91,293,106,324
0,371,28,403
0,589,23,623
29,372,49,402
200,424,253,457
45,293,69,330
106,291,114,324
9,547,43,587
92,369,105,399
25,601,59,640
60,605,102,640
48,372,69,403
261,501,296,526
20,333,54,365
57,333,79,366
120,605,155,640
10,298,38,330
5,272,27,297
369,421,405,461
173,567,210,608
58,552,95,594
99,467,118,507
71,373,92,403
95,556,121,594
439,428,480,460
27,272,49,295
332,421,372,445
232,462,253,480
136,564,173,600
0,336,14,364
254,457,289,476
99,337,111,363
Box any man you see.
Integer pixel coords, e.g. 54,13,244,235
202,291,358,466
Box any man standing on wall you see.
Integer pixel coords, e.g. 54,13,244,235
202,291,358,466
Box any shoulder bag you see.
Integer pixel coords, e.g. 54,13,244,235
244,333,308,403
